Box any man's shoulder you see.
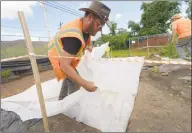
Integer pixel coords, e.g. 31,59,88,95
172,19,181,26
61,18,82,29
175,18,191,23
172,21,177,26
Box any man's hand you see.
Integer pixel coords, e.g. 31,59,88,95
60,49,97,92
83,81,97,92
86,44,93,53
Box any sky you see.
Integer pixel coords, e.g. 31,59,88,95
1,1,188,41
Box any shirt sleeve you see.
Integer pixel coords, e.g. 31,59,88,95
61,37,82,55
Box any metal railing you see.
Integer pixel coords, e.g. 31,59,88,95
128,33,171,54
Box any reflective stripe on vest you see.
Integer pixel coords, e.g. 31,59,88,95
48,33,62,55
48,28,85,59
60,28,84,41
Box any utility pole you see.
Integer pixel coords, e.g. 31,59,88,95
42,1,51,41
58,22,63,29
101,29,103,36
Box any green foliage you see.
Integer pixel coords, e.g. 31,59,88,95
186,0,192,19
95,33,129,50
158,43,178,58
117,28,128,34
111,50,129,57
109,21,117,35
152,66,159,73
140,0,181,35
95,1,182,51
111,49,149,58
128,21,141,36
1,69,12,79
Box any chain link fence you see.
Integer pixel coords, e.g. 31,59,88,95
128,33,172,55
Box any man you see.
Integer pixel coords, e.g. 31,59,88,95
171,14,191,59
47,1,111,100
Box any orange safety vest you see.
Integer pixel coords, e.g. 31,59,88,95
47,18,91,81
172,18,191,39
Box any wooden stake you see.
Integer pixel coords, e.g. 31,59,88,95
18,11,50,132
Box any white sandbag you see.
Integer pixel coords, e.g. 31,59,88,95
90,42,109,59
1,42,144,132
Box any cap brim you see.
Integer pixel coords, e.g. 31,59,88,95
79,8,99,17
105,20,112,29
79,8,112,29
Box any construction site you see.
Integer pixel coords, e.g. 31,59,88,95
1,1,191,132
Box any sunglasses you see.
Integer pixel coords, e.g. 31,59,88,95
95,18,105,29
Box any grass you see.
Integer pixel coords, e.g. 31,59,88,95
111,49,149,58
1,43,178,59
1,45,48,59
111,48,161,58
1,46,161,59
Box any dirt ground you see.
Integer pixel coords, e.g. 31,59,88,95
1,65,191,132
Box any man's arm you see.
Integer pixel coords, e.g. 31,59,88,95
171,22,177,43
59,37,97,92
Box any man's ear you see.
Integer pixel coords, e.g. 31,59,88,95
88,14,94,21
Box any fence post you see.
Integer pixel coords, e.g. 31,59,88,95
138,37,140,49
146,35,149,55
129,38,131,56
18,11,50,132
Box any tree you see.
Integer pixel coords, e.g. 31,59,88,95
109,21,117,35
127,21,141,36
117,28,128,34
186,0,192,19
140,0,181,35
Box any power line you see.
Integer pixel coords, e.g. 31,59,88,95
38,2,74,18
51,1,82,16
41,1,80,17
39,1,82,17
48,1,82,16
1,25,46,31
58,22,63,29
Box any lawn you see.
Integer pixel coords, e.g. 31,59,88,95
1,46,48,59
1,45,164,59
111,48,160,58
1,45,161,59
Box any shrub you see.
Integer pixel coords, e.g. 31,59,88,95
158,42,178,58
1,69,12,79
95,33,129,50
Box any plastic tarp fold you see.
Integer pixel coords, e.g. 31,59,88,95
1,42,144,132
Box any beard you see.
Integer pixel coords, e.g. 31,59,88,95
88,21,96,36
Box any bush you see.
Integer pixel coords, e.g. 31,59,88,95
1,69,12,79
95,33,129,50
152,66,159,73
158,42,178,58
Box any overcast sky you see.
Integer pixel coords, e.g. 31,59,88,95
1,1,188,41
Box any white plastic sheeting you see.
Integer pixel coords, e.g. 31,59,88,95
1,42,144,132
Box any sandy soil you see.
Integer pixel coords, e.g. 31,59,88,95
1,66,191,132
128,66,191,132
